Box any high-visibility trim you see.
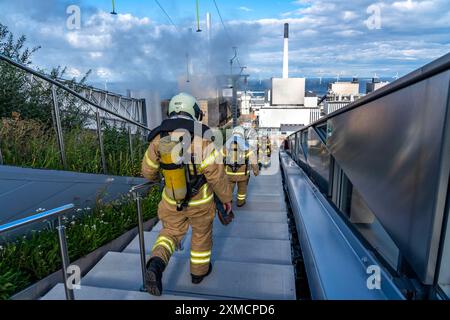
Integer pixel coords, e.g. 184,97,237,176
225,167,250,176
190,257,211,264
155,236,175,252
199,149,219,171
144,151,159,169
237,193,246,200
190,250,211,258
152,241,173,255
162,184,214,207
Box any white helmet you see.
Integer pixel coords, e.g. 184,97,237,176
168,93,203,121
232,126,245,138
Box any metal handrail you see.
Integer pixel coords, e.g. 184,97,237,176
129,182,157,291
0,53,151,131
130,181,156,193
0,204,75,300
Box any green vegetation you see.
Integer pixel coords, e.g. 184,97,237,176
0,23,159,300
0,116,147,176
0,186,161,300
0,23,148,176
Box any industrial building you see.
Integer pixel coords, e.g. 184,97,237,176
257,24,321,131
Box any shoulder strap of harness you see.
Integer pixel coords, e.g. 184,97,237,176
147,118,211,142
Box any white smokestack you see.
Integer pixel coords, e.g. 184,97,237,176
206,12,212,42
283,23,289,79
206,12,212,72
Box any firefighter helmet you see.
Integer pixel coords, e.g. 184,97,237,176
168,93,203,121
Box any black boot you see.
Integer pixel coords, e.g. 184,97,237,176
145,257,166,296
237,201,246,208
191,263,213,284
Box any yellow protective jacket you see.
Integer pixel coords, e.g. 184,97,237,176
222,145,259,182
142,134,232,208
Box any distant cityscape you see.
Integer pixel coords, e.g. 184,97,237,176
246,77,394,97
91,77,393,100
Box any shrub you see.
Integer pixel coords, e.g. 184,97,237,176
0,116,147,176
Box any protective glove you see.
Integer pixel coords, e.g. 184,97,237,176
214,197,234,226
223,202,232,214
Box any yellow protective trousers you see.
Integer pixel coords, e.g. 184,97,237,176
151,196,215,276
228,179,249,206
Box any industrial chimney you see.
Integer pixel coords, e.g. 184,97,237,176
283,23,289,79
206,12,212,43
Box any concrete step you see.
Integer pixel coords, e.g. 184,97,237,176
41,283,207,300
233,194,285,205
81,252,296,300
246,184,284,196
249,175,283,186
232,199,286,212
123,231,292,265
152,220,290,240
227,210,287,223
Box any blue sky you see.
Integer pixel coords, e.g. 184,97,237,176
81,0,301,22
0,0,449,95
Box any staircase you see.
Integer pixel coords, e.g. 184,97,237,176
42,154,296,300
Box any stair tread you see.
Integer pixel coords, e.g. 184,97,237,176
123,231,292,265
81,252,296,300
152,220,290,240
41,283,216,300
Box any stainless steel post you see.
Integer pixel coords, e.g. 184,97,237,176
135,192,147,291
57,216,75,300
96,110,107,174
128,126,134,161
51,85,67,170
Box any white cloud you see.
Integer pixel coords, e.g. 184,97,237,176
66,67,82,78
1,0,449,94
239,6,253,12
334,29,364,37
96,67,113,79
392,0,435,11
342,11,358,21
89,52,103,59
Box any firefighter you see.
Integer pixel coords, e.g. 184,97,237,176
258,135,272,167
141,93,232,296
223,126,259,207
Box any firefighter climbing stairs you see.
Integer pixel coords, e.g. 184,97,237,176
42,152,296,300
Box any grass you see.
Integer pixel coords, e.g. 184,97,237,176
0,116,147,176
0,186,161,300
